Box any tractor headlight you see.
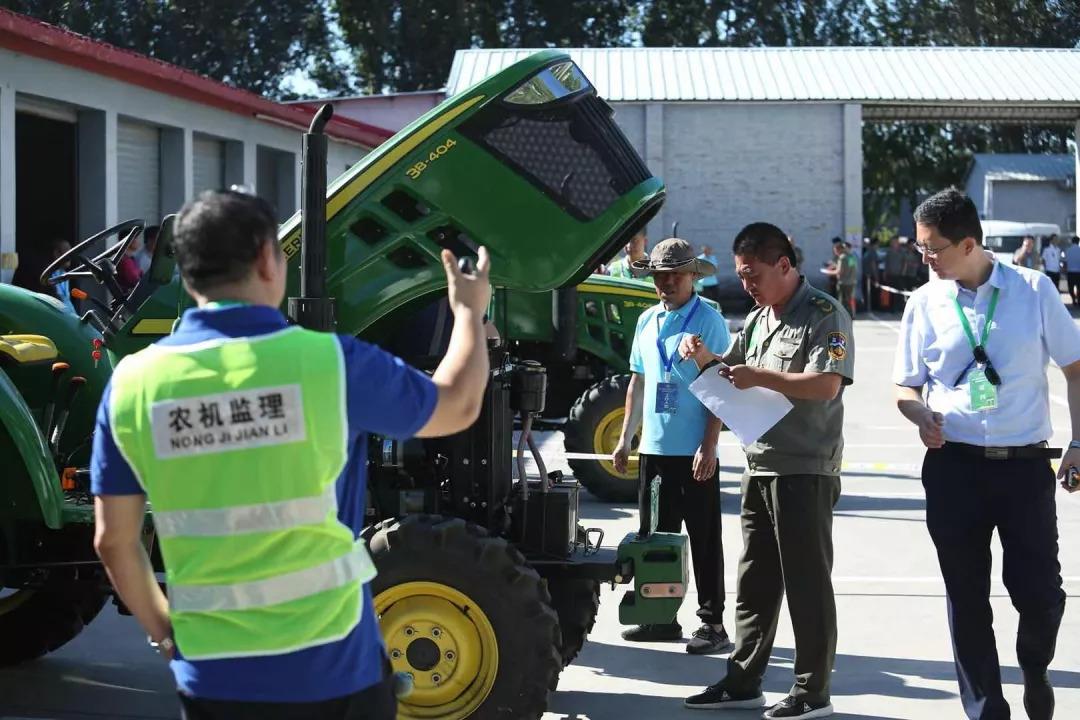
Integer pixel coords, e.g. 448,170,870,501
504,61,591,105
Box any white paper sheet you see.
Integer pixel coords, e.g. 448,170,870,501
689,365,794,447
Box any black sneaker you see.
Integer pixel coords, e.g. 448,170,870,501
620,623,682,642
763,695,834,719
684,682,765,710
686,623,735,655
1023,670,1054,720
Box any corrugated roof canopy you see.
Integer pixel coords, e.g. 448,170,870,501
970,153,1075,181
447,47,1080,122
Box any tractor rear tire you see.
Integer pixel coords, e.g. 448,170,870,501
564,375,640,503
0,568,108,666
546,578,601,667
366,515,561,720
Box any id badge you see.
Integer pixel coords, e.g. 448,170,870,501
655,380,679,415
969,369,998,412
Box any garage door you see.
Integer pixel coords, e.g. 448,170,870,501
117,120,161,224
193,135,225,195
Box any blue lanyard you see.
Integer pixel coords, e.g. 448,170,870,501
656,296,701,374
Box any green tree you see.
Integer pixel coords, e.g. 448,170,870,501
335,0,475,94
335,0,636,93
641,0,732,46
862,0,1080,232
1,1,343,98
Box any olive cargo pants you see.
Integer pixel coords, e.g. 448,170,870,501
723,473,841,705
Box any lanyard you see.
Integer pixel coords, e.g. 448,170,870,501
951,286,999,352
656,296,701,374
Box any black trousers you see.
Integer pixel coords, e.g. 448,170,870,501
179,669,397,720
885,274,907,311
1045,271,1061,293
923,445,1066,720
725,474,840,705
641,454,725,625
1067,272,1080,304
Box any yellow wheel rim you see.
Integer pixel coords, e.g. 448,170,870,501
0,588,35,617
593,407,639,481
375,581,498,720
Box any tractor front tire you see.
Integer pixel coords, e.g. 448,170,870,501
0,568,108,666
366,515,561,720
546,578,601,668
564,375,640,503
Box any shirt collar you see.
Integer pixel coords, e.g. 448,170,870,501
173,303,289,338
657,293,700,318
780,277,812,319
951,256,1005,296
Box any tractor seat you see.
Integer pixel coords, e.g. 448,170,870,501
0,334,59,365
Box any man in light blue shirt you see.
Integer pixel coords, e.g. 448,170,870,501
611,238,732,655
894,188,1080,720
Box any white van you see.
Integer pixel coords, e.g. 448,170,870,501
981,220,1061,266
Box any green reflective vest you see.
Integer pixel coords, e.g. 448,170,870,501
110,326,374,661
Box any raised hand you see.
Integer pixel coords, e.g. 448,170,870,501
679,334,716,369
442,247,492,318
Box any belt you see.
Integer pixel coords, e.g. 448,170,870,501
943,441,1062,460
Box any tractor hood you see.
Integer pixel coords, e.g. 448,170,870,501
277,50,664,337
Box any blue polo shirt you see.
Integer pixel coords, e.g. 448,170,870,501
629,295,731,456
91,304,437,702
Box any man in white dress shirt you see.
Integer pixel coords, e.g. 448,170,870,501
894,188,1080,720
1040,234,1061,292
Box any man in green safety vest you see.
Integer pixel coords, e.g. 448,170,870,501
92,190,492,719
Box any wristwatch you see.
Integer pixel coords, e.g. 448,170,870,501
149,634,175,655
1069,440,1080,451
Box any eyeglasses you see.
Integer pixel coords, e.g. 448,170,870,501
914,241,954,258
953,344,1001,387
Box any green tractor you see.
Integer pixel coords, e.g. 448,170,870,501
502,276,655,503
0,52,690,719
504,270,725,503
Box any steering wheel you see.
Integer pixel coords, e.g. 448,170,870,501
40,219,145,301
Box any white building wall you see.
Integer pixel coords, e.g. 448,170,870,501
605,100,854,292
989,180,1075,233
0,47,370,279
654,102,847,292
612,103,645,158
329,93,443,134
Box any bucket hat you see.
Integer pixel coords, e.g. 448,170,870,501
630,238,716,276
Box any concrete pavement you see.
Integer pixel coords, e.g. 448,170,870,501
1,315,1077,720
543,313,1080,720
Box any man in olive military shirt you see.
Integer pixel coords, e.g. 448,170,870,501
682,222,854,720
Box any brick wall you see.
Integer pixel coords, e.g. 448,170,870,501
614,101,848,296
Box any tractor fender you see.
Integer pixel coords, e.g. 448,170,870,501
0,369,63,529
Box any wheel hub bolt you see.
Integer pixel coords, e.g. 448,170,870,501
432,673,441,684
404,626,415,637
431,627,442,638
390,649,402,659
445,650,455,661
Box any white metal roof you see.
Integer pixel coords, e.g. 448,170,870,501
447,47,1080,110
969,153,1075,182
